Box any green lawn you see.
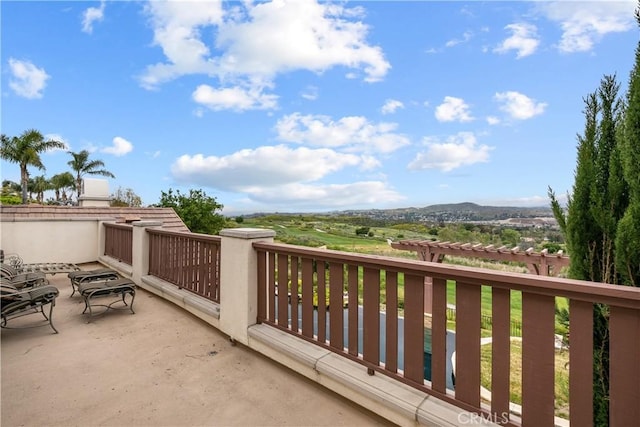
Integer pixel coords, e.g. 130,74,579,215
446,281,568,333
445,282,522,316
242,217,567,332
480,340,570,419
240,218,427,251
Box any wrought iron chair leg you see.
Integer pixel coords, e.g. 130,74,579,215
129,292,135,314
48,301,58,334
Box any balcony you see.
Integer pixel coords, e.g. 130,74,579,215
2,206,639,427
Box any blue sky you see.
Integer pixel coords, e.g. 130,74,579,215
1,1,638,214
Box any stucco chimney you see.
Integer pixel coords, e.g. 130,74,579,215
78,178,111,207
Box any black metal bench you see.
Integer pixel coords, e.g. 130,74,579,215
68,268,120,297
78,279,136,322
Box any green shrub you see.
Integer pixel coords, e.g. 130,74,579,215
0,194,22,205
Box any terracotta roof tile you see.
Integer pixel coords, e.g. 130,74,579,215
0,205,190,232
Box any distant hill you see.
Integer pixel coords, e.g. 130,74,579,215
242,202,555,224
337,202,554,223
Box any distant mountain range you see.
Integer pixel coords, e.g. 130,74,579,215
244,202,555,224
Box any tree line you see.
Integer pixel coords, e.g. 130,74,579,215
1,129,115,205
0,129,227,235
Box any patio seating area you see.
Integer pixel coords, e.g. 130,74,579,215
1,266,391,427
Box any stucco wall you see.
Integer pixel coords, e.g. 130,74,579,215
0,220,100,264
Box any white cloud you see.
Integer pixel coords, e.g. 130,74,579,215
434,96,473,122
301,85,319,101
486,116,500,125
381,99,404,115
445,30,473,48
359,155,381,171
8,58,50,99
140,0,389,108
408,132,493,172
494,23,540,58
247,181,404,207
427,29,474,54
171,144,401,209
43,134,69,152
275,113,410,153
192,84,278,112
139,1,225,89
171,145,363,191
84,143,99,154
101,136,133,156
539,1,635,53
495,91,547,120
81,1,106,34
213,0,389,82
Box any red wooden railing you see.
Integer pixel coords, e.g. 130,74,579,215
148,229,221,303
253,241,640,427
104,223,133,265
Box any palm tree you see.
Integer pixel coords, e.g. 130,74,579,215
26,177,36,201
49,172,75,203
31,175,50,203
67,150,115,199
0,129,66,204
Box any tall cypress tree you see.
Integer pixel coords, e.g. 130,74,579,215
549,74,626,425
615,7,640,287
550,4,640,421
550,94,597,277
552,77,625,283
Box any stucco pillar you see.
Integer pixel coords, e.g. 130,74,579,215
131,221,163,284
219,228,276,345
98,220,109,260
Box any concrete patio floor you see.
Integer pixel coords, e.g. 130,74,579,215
1,267,392,427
